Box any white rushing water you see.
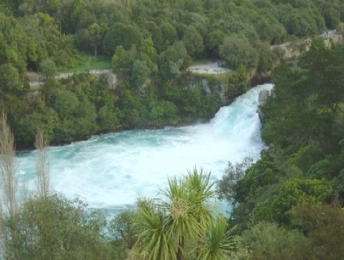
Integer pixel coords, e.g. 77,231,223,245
17,84,273,213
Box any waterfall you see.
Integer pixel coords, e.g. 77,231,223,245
17,84,274,212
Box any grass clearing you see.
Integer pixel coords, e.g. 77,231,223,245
29,84,42,91
58,53,111,73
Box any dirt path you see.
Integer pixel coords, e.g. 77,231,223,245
27,69,112,87
27,64,228,87
27,30,342,85
187,62,231,75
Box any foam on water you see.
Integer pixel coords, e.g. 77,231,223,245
17,84,273,211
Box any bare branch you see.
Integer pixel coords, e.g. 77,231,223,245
34,128,50,198
0,112,18,216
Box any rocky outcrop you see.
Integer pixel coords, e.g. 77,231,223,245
190,76,227,104
258,89,270,106
257,89,271,124
107,72,118,90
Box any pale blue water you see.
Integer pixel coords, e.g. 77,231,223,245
17,84,273,214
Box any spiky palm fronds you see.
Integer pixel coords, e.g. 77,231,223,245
185,168,216,231
195,218,239,260
133,169,238,260
134,198,177,260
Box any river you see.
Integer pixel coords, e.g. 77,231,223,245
17,83,273,214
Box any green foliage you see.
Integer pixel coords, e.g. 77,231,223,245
217,157,253,204
15,108,59,145
53,89,80,118
280,9,318,37
108,209,138,259
97,105,120,131
130,60,151,88
158,42,189,80
262,39,344,154
132,169,239,260
21,12,79,69
86,22,108,56
161,79,221,121
1,0,344,252
272,178,332,224
19,0,62,15
215,36,344,239
235,154,281,204
182,26,204,58
159,22,178,51
225,65,249,100
2,194,113,260
0,13,37,71
58,54,111,73
241,222,309,260
39,58,56,78
73,99,97,136
102,22,142,57
131,198,178,260
205,29,224,57
140,38,157,62
0,63,23,94
323,7,341,29
148,99,179,125
219,36,258,69
112,45,137,79
253,14,287,44
224,20,260,45
196,218,240,260
1,0,344,153
6,1,344,258
256,42,277,73
291,200,344,260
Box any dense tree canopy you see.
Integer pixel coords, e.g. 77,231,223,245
217,39,344,258
0,0,343,147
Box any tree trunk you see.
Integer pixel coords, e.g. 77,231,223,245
176,236,185,260
0,112,18,216
34,128,50,197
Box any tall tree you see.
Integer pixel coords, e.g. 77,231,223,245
87,22,107,56
39,58,57,78
34,128,50,198
133,168,238,260
182,26,204,58
102,22,142,57
0,112,18,217
219,35,258,69
0,112,18,260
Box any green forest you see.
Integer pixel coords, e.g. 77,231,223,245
1,0,343,148
1,0,344,259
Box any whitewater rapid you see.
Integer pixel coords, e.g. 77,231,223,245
17,84,273,211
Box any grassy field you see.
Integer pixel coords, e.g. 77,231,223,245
60,56,217,72
59,53,111,73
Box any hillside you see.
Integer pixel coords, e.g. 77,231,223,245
1,0,344,147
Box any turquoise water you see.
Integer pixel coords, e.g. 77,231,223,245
17,84,273,214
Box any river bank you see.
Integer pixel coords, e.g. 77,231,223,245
17,84,273,209
20,33,343,151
